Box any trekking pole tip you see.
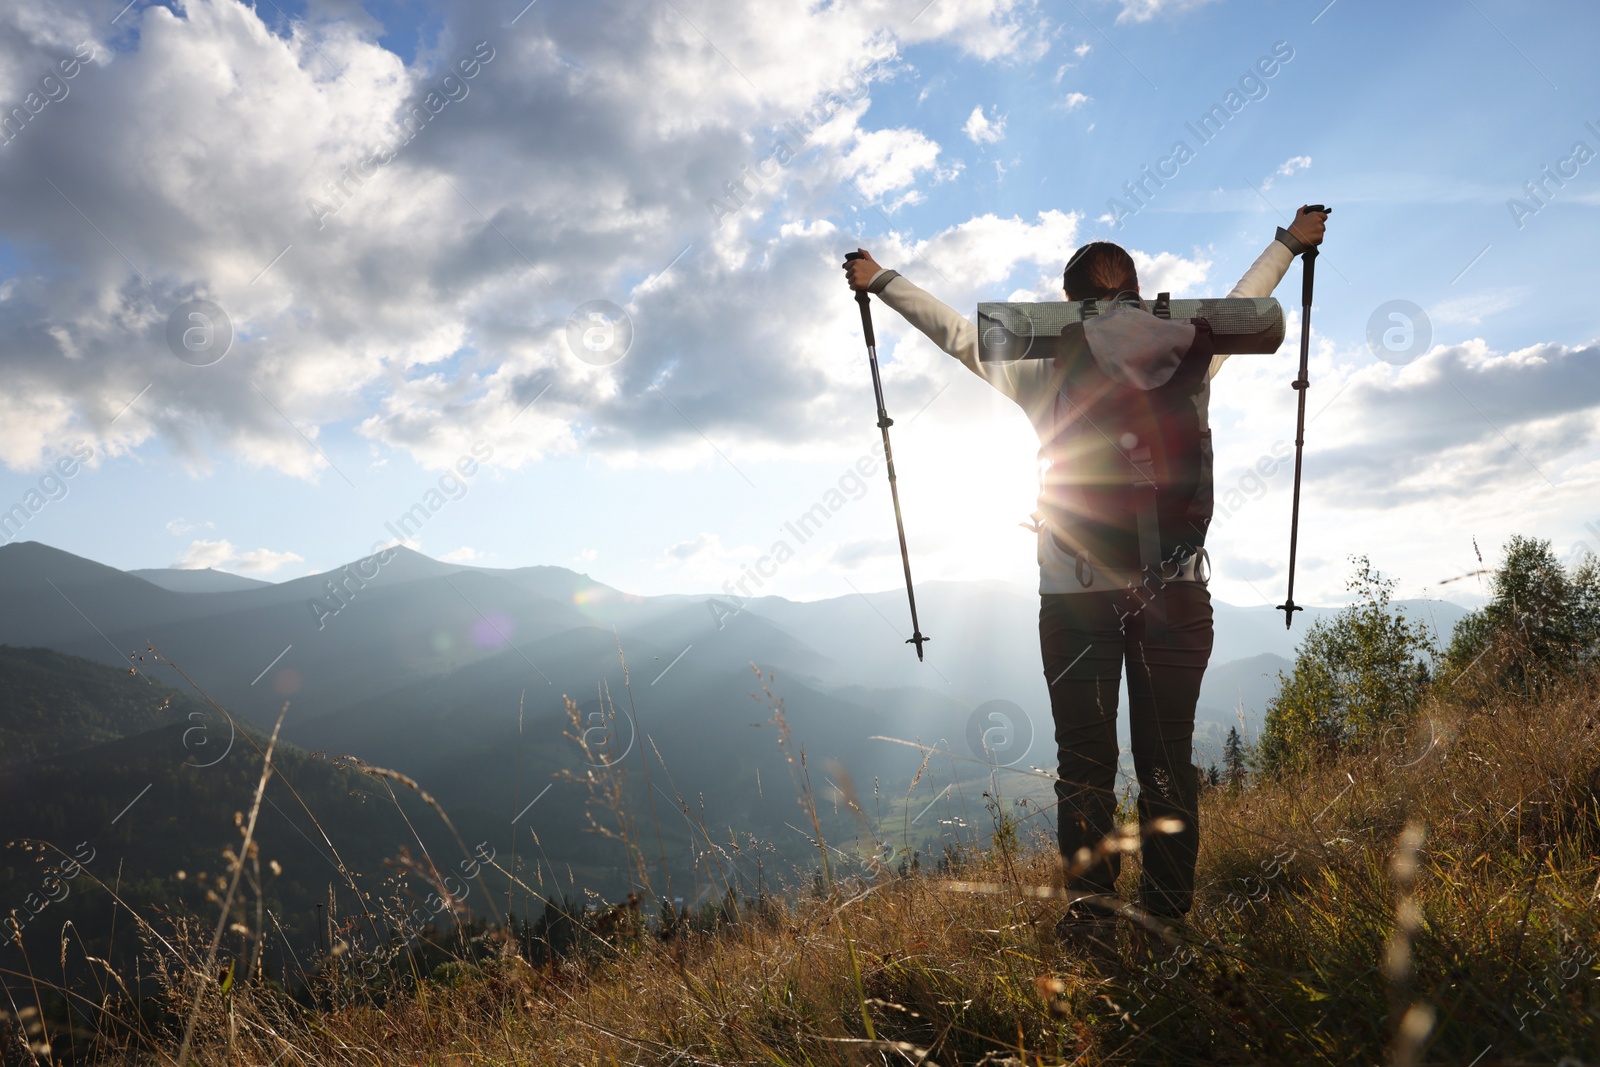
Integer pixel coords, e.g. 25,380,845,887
907,632,929,660
1276,601,1302,629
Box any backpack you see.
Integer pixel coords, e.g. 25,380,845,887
1040,293,1216,586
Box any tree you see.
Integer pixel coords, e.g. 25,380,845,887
1257,557,1435,777
1442,536,1600,695
1573,552,1600,667
1222,727,1247,790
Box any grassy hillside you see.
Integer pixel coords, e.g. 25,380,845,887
9,667,1596,1065
0,646,191,766
0,646,479,990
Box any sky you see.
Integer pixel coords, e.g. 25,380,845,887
2,0,1598,616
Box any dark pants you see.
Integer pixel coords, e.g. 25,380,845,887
1040,581,1213,918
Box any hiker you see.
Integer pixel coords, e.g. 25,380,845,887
842,206,1329,952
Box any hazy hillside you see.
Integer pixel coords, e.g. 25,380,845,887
0,542,1475,930
0,646,190,765
0,647,447,981
0,642,991,1019
128,568,275,593
1192,651,1292,758
0,541,1468,748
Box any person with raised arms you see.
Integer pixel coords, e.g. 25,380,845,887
842,205,1329,956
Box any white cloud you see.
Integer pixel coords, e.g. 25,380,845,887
663,533,723,563
235,547,306,574
896,0,1050,63
1057,92,1090,111
441,546,484,563
1222,555,1278,581
1051,45,1093,85
175,538,304,574
842,126,948,199
1429,288,1528,329
359,206,1114,473
829,537,895,567
0,0,1040,479
1114,0,1223,23
1315,341,1600,508
165,517,213,536
1131,250,1213,296
175,540,236,571
884,188,929,213
1262,154,1312,191
1201,332,1600,604
883,209,1088,296
963,104,1006,144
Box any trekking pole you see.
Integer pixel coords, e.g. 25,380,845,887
1277,205,1330,629
845,251,930,660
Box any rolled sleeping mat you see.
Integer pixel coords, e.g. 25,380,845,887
976,295,1285,362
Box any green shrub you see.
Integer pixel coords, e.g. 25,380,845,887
1441,535,1600,696
1258,557,1433,777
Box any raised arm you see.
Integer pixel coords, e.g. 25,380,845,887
842,248,1039,404
1210,205,1329,377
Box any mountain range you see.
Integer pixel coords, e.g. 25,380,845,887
0,539,1470,764
0,540,1471,980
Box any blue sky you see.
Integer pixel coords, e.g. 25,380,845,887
1,0,1597,614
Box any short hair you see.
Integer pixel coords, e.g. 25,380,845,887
1063,242,1139,300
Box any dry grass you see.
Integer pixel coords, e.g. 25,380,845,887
7,672,1599,1066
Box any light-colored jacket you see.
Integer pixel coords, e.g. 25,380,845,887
865,238,1298,595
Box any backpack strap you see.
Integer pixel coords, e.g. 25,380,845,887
1129,444,1163,576
1129,442,1169,640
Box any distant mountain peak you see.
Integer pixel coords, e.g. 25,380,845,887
290,546,626,607
0,540,168,592
129,567,275,594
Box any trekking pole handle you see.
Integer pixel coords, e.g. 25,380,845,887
1296,206,1328,322
1299,206,1330,260
844,251,877,347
